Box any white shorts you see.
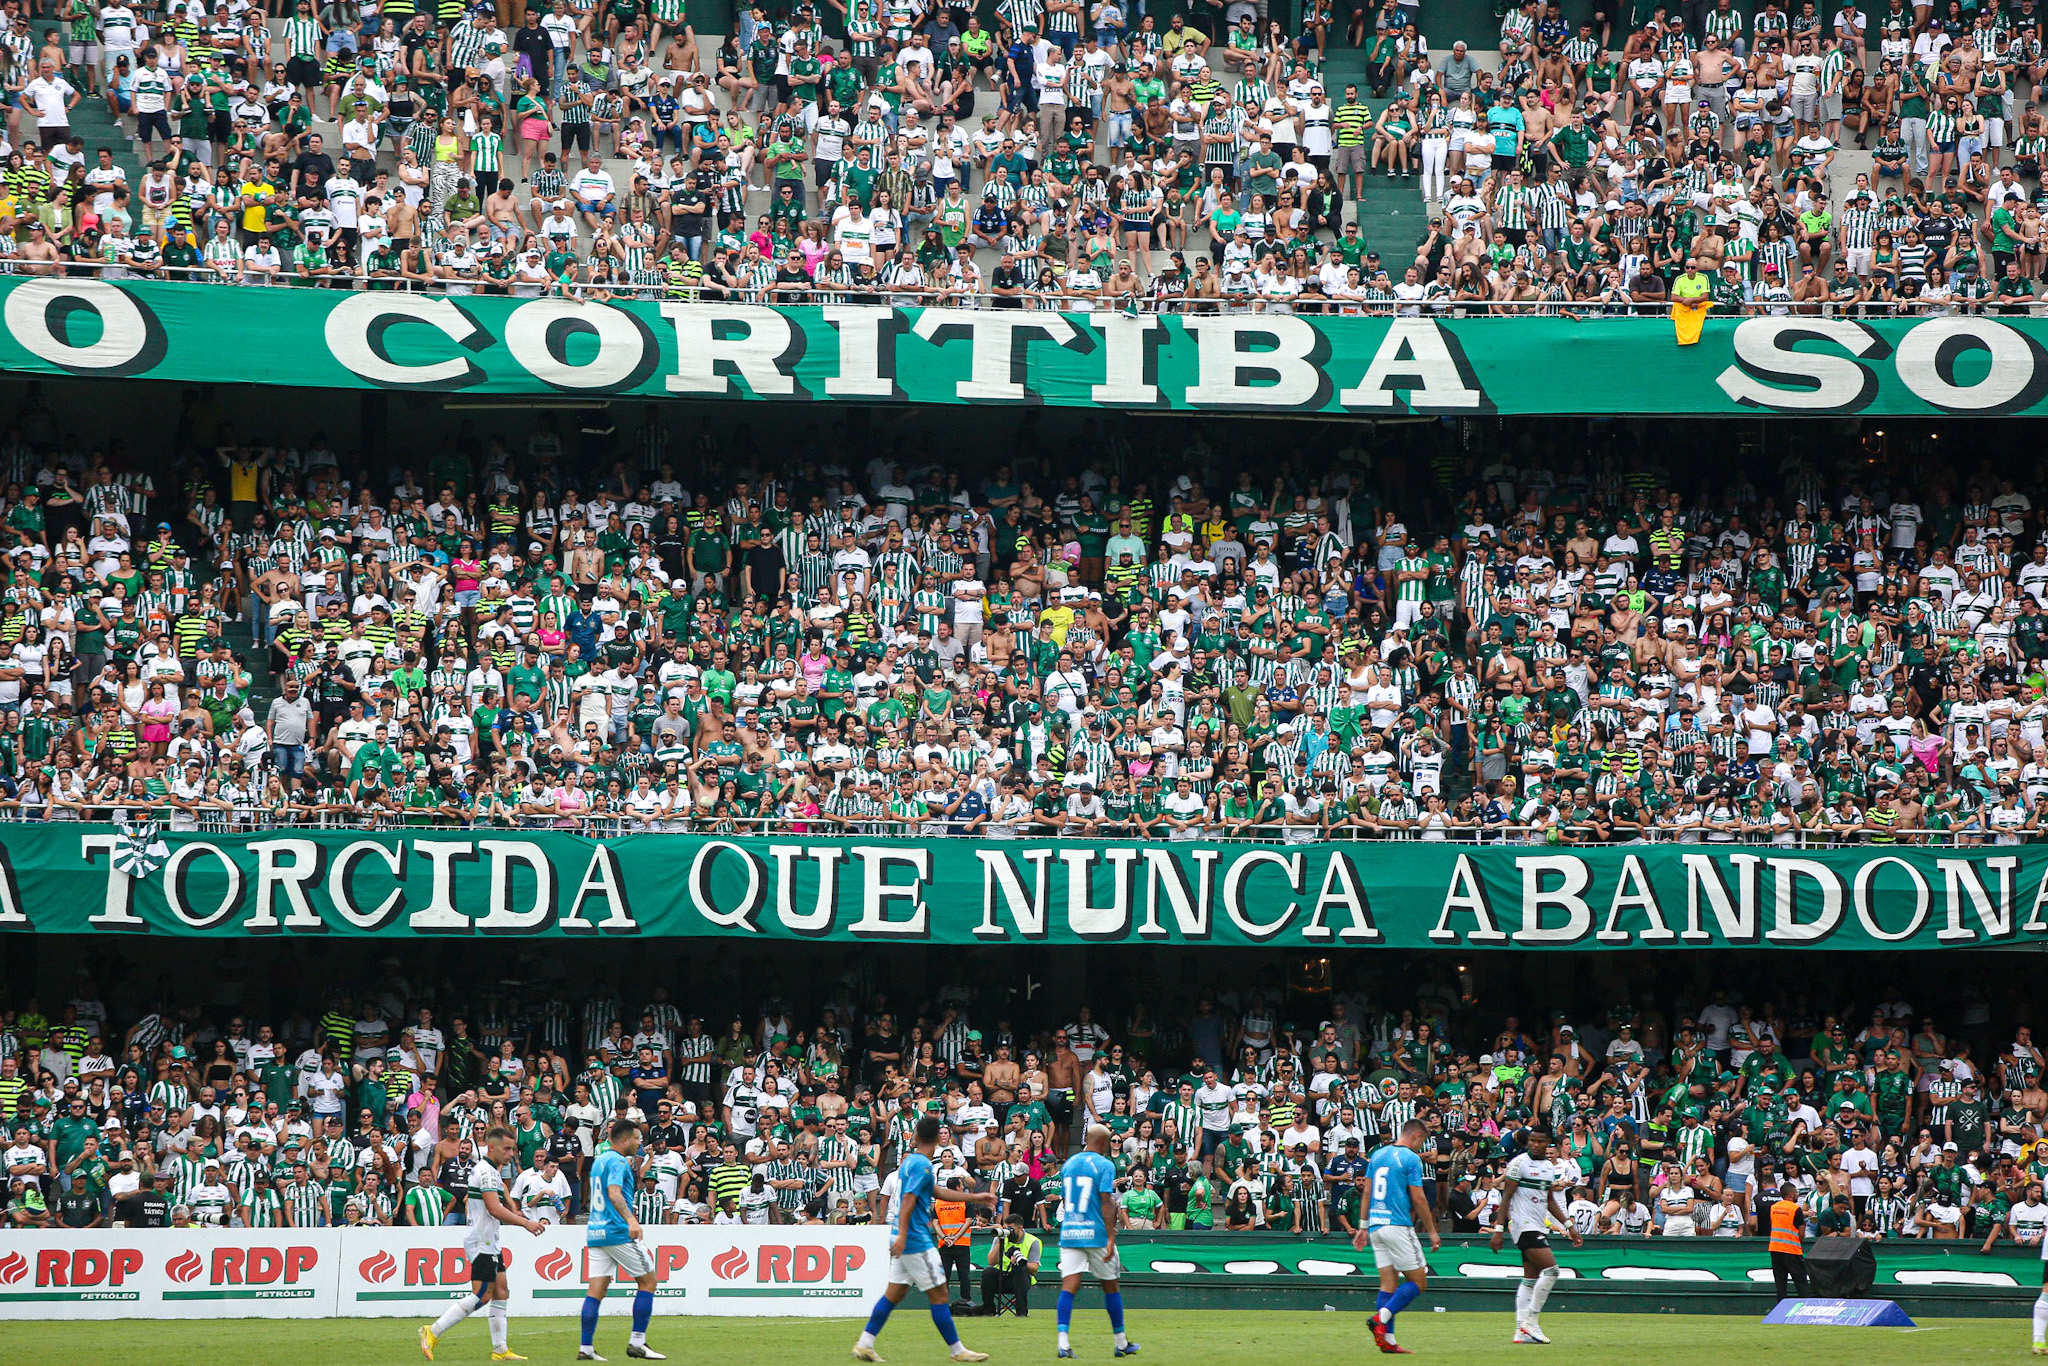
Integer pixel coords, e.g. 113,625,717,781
589,1240,654,1279
1368,1225,1426,1272
854,1172,880,1194
1058,1246,1125,1281
889,1248,947,1292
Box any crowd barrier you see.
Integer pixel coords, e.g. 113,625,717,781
0,1225,887,1320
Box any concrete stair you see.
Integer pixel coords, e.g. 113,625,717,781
71,91,148,190
1348,173,1427,265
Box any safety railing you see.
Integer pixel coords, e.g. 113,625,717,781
6,804,2033,845
36,258,2041,316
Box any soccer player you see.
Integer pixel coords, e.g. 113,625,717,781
578,1118,666,1362
2033,1199,2048,1354
852,1114,993,1364
1354,1117,1439,1355
420,1125,543,1362
1492,1127,1583,1345
1056,1123,1140,1359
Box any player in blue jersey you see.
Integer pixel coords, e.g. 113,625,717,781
1056,1123,1139,1359
1354,1118,1440,1354
577,1118,666,1362
853,1114,994,1364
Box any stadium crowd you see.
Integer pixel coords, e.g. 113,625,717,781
0,404,2037,1259
0,409,2045,846
3,0,2048,309
4,964,2045,1269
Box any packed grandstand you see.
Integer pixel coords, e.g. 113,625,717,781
7,971,2045,1247
9,431,2047,845
3,0,2044,308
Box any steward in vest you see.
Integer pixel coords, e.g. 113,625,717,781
1766,1185,1810,1301
935,1187,975,1307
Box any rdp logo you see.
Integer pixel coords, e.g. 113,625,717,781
0,1248,146,1303
534,1248,575,1282
359,1251,399,1284
211,1247,319,1285
34,1248,145,1287
404,1247,514,1284
736,1245,868,1283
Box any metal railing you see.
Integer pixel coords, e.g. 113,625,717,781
40,258,2042,316
9,805,2033,845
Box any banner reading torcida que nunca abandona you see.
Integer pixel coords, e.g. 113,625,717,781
1,827,2045,948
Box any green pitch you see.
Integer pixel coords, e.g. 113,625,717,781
0,1310,2027,1365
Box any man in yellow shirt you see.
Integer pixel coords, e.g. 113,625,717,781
1160,16,1207,54
237,162,276,244
1040,595,1077,646
1671,256,1713,345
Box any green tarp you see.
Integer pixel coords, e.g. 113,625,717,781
7,277,2048,415
7,826,2048,947
1105,1234,2032,1286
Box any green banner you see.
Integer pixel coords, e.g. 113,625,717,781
1105,1234,2034,1287
7,277,2048,415
5,826,2048,947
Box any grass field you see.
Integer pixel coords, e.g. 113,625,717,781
0,1310,2029,1365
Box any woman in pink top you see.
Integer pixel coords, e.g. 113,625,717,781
450,538,484,613
552,774,590,830
534,611,567,654
133,680,176,756
1907,719,1946,776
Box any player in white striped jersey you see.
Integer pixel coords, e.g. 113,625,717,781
421,1126,544,1362
1491,1129,1580,1345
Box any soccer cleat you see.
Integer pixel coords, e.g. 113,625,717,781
1521,1323,1550,1345
2033,1346,2047,1356
490,1353,529,1362
419,1325,438,1360
1059,1350,1078,1359
852,1348,886,1363
1370,1318,1392,1352
951,1352,989,1363
1115,1344,1142,1357
576,1351,607,1362
627,1348,667,1361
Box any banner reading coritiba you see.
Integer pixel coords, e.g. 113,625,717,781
7,278,2048,416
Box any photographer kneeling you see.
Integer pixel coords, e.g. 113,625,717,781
979,1212,1042,1315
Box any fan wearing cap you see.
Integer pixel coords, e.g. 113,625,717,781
188,1159,236,1226
1753,259,1793,310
